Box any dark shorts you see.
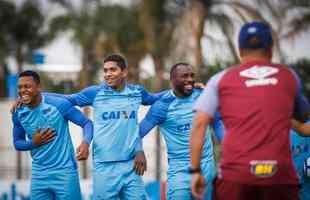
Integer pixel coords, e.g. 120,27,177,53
213,178,299,200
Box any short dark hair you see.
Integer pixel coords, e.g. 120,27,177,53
19,70,40,84
103,54,127,70
170,62,191,79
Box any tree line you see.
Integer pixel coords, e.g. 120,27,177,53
0,0,309,97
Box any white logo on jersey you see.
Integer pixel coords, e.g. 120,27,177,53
240,65,279,87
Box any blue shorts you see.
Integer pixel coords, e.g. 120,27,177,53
93,159,147,200
299,176,310,200
291,154,310,199
31,169,81,200
166,160,217,200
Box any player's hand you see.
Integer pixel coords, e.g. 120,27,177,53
194,82,205,89
32,128,56,146
76,142,90,161
134,151,147,176
10,98,23,114
191,173,205,200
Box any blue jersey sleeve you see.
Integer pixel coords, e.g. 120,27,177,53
45,94,94,144
134,138,143,153
43,89,98,107
290,68,310,121
42,92,67,98
140,86,167,105
212,112,225,143
12,113,35,151
67,85,100,107
139,99,168,138
294,95,309,120
62,106,94,145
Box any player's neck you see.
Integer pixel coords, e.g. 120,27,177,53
173,89,191,98
112,81,126,91
241,55,271,63
29,93,42,109
240,47,272,63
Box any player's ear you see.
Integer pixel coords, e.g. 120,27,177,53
239,48,244,58
122,68,128,78
37,83,42,92
267,47,273,60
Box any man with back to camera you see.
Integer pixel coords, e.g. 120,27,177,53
59,54,164,199
190,21,309,200
214,117,310,200
12,70,93,200
139,62,225,200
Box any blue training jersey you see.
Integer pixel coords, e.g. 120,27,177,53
12,94,93,174
65,83,161,164
140,89,214,169
290,120,310,200
212,112,225,142
290,120,310,178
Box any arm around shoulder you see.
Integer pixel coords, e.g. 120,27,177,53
292,119,310,137
12,113,35,151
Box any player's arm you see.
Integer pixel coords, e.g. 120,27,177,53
133,138,146,176
44,88,98,110
63,86,99,107
10,92,68,113
134,101,167,175
63,106,94,160
139,120,157,139
12,114,55,150
212,111,225,143
190,111,211,199
10,90,89,113
290,68,309,122
139,101,167,138
42,92,68,98
190,71,222,199
13,113,34,151
190,72,220,170
191,112,213,169
291,119,310,136
140,86,167,105
293,94,309,122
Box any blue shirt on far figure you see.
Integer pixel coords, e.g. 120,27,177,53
139,89,219,192
290,120,310,200
62,83,162,167
12,93,93,174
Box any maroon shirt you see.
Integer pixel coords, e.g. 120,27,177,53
195,60,304,185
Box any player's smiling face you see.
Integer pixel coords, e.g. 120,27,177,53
18,76,41,106
172,65,195,97
103,61,127,90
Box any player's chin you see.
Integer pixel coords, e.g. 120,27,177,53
106,82,116,88
183,88,193,96
21,98,32,105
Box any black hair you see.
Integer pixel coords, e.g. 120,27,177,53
103,54,127,70
19,70,40,84
170,62,191,79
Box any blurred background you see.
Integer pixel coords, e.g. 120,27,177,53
0,0,309,199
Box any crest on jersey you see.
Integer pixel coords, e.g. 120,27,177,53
240,65,279,87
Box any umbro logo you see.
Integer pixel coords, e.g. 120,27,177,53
240,65,279,87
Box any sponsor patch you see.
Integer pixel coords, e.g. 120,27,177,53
250,160,277,178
